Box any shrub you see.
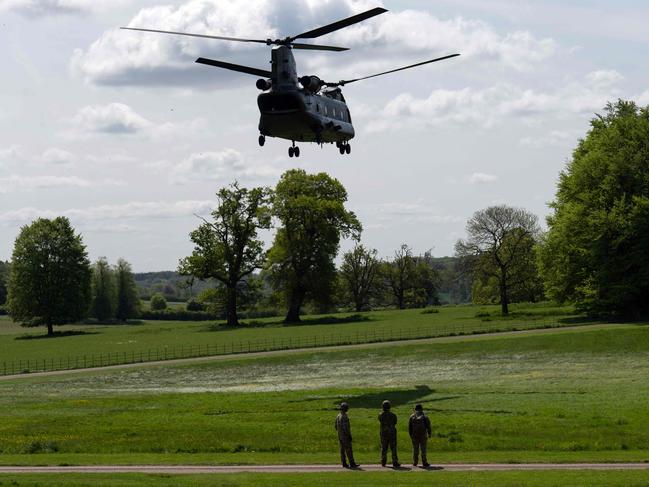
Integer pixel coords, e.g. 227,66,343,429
150,293,167,311
186,299,205,312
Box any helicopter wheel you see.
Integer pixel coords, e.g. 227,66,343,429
288,147,295,158
258,135,265,147
345,144,351,155
294,146,300,158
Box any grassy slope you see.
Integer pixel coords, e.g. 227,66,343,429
1,325,648,465
1,471,649,487
0,303,584,370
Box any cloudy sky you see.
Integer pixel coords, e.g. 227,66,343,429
1,0,648,271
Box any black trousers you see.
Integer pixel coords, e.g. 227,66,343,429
412,436,428,465
339,440,355,466
380,433,398,465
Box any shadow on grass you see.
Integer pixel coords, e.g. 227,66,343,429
284,314,373,327
334,385,440,410
15,330,100,340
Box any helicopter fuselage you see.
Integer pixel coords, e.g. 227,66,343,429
257,46,355,144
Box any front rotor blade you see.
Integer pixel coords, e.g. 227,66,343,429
292,7,387,40
195,58,272,78
331,53,461,86
121,27,268,44
291,43,349,52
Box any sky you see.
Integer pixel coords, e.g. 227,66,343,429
1,0,648,271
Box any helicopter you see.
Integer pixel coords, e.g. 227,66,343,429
122,7,459,158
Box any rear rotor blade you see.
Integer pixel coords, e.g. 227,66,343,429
291,43,349,52
121,27,268,44
292,7,387,40
329,53,461,86
195,58,272,78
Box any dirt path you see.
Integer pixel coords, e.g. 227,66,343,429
1,463,648,474
0,323,619,382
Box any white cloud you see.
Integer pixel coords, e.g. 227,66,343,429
71,0,557,87
0,200,216,225
1,0,127,17
366,70,626,133
171,149,281,184
372,202,462,224
469,172,498,184
0,175,123,194
71,103,152,135
40,147,77,166
0,146,24,167
520,130,579,148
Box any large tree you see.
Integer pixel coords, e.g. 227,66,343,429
268,169,361,323
179,183,272,327
7,217,92,335
340,244,380,312
456,206,540,315
538,100,649,317
90,257,116,321
115,258,140,321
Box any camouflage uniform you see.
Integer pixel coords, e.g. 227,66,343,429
408,408,432,466
335,409,357,467
378,407,399,466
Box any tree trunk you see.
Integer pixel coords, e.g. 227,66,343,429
225,284,239,327
499,270,509,316
47,322,53,336
285,287,304,323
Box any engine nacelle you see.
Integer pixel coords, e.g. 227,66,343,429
256,78,272,91
299,75,323,93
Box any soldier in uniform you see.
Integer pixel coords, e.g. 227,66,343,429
378,400,400,467
408,403,432,467
335,402,359,468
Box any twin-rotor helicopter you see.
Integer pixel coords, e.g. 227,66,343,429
122,7,460,158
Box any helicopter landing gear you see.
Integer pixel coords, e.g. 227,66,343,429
337,141,351,155
258,135,266,147
289,142,300,158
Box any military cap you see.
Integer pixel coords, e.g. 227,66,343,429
382,400,391,410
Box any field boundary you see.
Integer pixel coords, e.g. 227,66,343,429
0,323,619,381
1,463,649,473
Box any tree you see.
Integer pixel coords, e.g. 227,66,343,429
538,100,649,317
115,258,140,321
0,261,9,306
90,257,116,321
340,244,380,312
7,217,91,335
455,206,540,315
179,183,272,327
268,170,361,323
381,245,439,309
150,293,167,311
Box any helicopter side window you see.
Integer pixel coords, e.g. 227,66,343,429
316,104,320,113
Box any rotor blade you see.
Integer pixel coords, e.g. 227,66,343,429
291,43,349,52
292,7,388,40
121,27,268,45
330,53,461,86
195,58,272,78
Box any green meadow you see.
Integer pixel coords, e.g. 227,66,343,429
0,303,586,372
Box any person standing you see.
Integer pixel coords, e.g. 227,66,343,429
408,403,432,467
335,402,359,468
378,400,401,467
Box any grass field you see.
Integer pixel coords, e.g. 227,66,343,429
2,471,649,487
0,303,589,373
1,325,648,465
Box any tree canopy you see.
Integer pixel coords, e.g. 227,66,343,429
115,258,140,321
91,257,116,322
538,100,649,317
340,244,380,312
0,261,9,306
268,169,361,322
7,217,92,335
179,183,272,326
456,205,540,315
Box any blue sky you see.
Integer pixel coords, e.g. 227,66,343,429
1,0,648,271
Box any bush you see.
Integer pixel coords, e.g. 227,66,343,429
0,305,7,316
421,307,440,314
140,309,219,321
186,299,205,312
150,293,167,311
